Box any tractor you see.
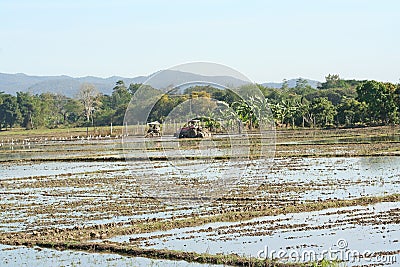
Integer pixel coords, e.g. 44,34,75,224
145,121,161,137
176,119,211,138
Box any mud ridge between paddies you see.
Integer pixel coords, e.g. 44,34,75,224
6,240,332,267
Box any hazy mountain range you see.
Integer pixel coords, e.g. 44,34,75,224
0,71,321,97
0,72,147,97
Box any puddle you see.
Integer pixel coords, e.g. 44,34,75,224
0,161,130,180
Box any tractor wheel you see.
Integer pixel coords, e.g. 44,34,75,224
188,129,197,138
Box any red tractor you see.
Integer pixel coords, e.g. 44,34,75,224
177,119,210,138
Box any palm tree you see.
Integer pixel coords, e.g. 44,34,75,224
270,98,302,128
231,96,272,130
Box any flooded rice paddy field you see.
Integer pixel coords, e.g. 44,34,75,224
2,125,400,162
1,126,400,266
0,157,399,233
109,202,399,266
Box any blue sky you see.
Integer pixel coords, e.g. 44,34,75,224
0,0,399,83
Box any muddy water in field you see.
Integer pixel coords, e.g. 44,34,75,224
109,202,400,266
0,244,221,267
1,135,400,266
265,157,400,201
0,139,126,161
305,134,400,144
0,161,129,180
1,156,400,232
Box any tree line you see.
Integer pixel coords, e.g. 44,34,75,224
0,75,399,131
262,75,400,128
0,81,137,130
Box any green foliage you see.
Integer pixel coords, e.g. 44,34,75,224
269,98,300,127
232,100,256,129
295,77,309,90
2,75,399,131
112,80,131,107
337,98,367,126
148,94,187,123
357,80,398,124
231,96,271,129
318,74,364,90
310,97,337,127
319,74,347,89
281,79,289,90
63,98,83,125
185,85,240,105
128,83,141,95
17,92,35,129
111,80,132,125
0,94,20,129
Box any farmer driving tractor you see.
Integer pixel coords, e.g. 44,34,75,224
145,121,161,137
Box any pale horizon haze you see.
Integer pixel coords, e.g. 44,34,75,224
0,0,399,83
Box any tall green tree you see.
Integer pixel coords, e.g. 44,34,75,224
357,81,398,124
337,98,367,126
112,80,131,108
295,78,309,90
63,98,83,125
17,92,36,129
93,94,113,126
111,80,132,125
37,93,59,128
310,97,337,127
281,79,289,90
128,83,141,95
319,74,349,89
0,94,20,129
